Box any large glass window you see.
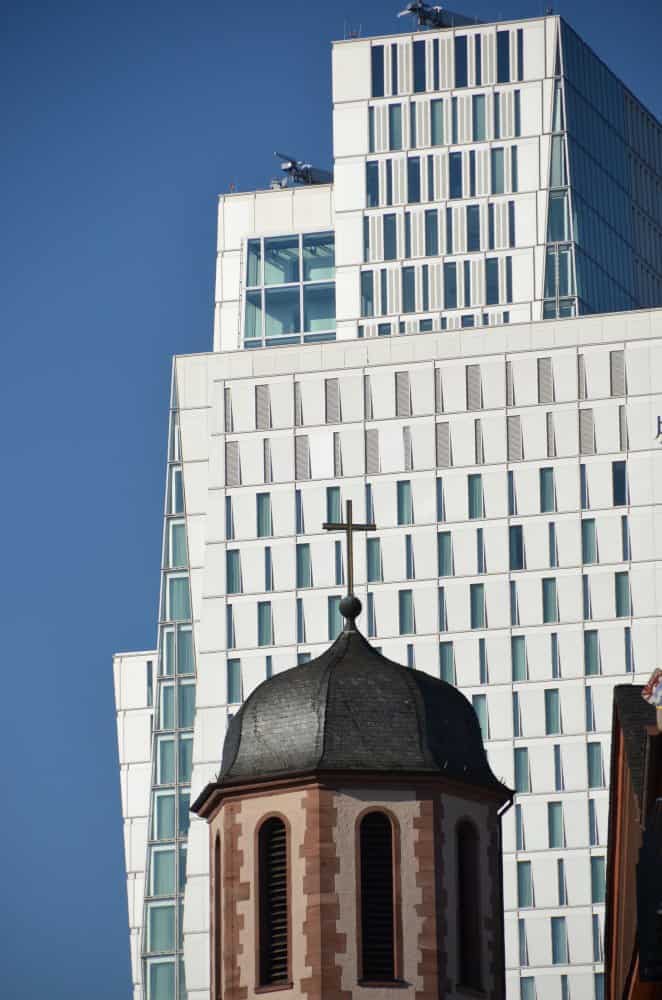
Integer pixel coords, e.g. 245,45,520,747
509,525,524,570
302,232,334,281
496,30,510,82
472,94,486,141
542,578,558,624
167,577,191,621
430,99,443,145
397,481,413,525
366,537,382,583
257,602,273,647
548,191,569,241
444,262,457,309
303,283,335,333
613,461,628,506
582,519,597,563
470,583,485,629
384,215,397,261
425,210,438,256
551,917,568,964
438,531,452,576
485,257,499,305
517,860,533,906
449,152,463,199
512,636,527,681
454,36,468,87
264,236,299,285
407,157,421,203
326,486,341,523
402,267,415,313
467,205,480,252
366,162,379,208
256,493,272,537
413,40,426,92
468,474,484,519
371,45,384,98
399,590,415,634
296,543,312,588
227,658,241,704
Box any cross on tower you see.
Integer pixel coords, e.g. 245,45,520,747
323,499,376,601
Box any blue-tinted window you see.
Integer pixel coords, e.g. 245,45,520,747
427,155,434,201
247,239,261,286
402,267,415,313
449,152,463,198
510,525,524,570
371,45,384,97
540,467,555,512
430,99,443,145
404,212,412,257
512,636,527,681
444,262,457,309
446,206,453,253
588,742,603,787
410,102,417,147
432,37,439,89
613,461,627,505
472,94,486,141
491,148,505,194
368,107,375,153
517,28,524,80
425,210,438,257
413,40,426,92
380,269,388,315
511,146,518,192
548,191,569,241
475,35,482,85
468,474,483,519
463,260,471,306
303,283,335,333
328,595,342,640
454,36,467,88
361,271,374,318
226,550,242,594
486,257,499,305
391,44,398,93
407,157,421,203
451,97,458,145
439,641,454,683
383,214,397,261
422,264,429,311
469,150,476,197
585,630,600,676
399,589,415,634
470,583,485,629
467,205,480,251
493,92,501,138
389,104,402,150
506,256,513,303
438,531,452,577
497,30,510,82
385,160,393,205
488,203,495,250
514,748,530,793
397,480,413,525
514,89,521,136
366,161,379,208
508,200,516,247
264,286,299,338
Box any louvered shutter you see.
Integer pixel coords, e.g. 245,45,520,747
333,431,343,477
325,378,341,423
403,426,413,471
577,353,587,399
225,440,241,487
466,364,482,410
546,412,556,458
263,439,272,483
294,381,303,426
435,368,444,413
474,418,484,464
224,387,233,432
506,360,515,406
610,350,625,396
259,818,289,985
507,415,523,461
364,374,374,419
366,429,380,474
537,357,554,404
619,405,628,451
255,384,271,430
579,409,595,455
295,435,311,480
436,421,451,467
395,371,412,417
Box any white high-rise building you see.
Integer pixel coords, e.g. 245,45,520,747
113,12,662,1000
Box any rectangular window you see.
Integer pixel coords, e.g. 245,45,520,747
476,527,486,574
507,415,523,462
588,742,603,787
407,157,421,203
470,583,485,629
479,637,488,683
444,262,457,309
586,686,595,731
227,658,241,704
542,578,558,624
256,493,272,537
388,103,402,150
326,486,341,524
585,629,600,675
625,626,633,673
485,257,499,305
425,209,439,257
438,531,452,577
511,147,518,192
545,688,561,734
610,349,626,396
517,861,533,907
439,641,454,683
515,803,525,850
472,694,488,740
514,89,521,135
491,148,505,194
402,266,416,312
397,480,413,525
510,580,519,625
551,632,560,678
445,206,453,254
328,595,342,640
549,522,558,568
449,152,463,199
613,461,628,506
551,917,569,965
508,470,516,514
413,39,426,92
451,96,458,144
391,43,399,93
431,99,443,144
371,45,384,97
368,106,375,153
383,214,397,261
579,408,595,456
512,635,527,681
226,550,242,595
296,597,305,642
539,467,555,513
472,94,486,141
583,574,592,619
468,474,484,519
508,200,516,247
590,857,606,903
454,35,467,87
582,519,597,563
589,799,599,846
366,537,382,583
509,525,524,570
257,601,273,647
399,589,414,634
558,860,568,905
512,691,521,737
493,91,501,139
436,477,445,521
360,271,374,318
615,571,631,617
366,162,379,208
497,29,510,82
296,543,312,589
548,802,564,848
466,204,480,252
167,577,191,621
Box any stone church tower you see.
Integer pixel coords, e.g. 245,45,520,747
192,595,512,999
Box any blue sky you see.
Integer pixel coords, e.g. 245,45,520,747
1,1,661,995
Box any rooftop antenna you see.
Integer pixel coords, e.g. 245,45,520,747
397,1,452,29
344,20,362,38
273,152,332,186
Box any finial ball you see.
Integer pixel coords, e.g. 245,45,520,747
340,594,362,624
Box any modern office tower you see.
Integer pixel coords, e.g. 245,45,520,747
113,13,662,1000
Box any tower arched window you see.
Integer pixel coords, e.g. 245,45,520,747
359,811,399,982
457,819,483,990
258,816,289,987
213,834,221,999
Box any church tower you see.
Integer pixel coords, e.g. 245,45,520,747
193,571,513,1000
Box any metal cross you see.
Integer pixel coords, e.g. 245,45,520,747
323,499,376,598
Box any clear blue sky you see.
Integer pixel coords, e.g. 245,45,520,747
1,1,660,995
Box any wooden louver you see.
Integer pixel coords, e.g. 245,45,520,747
259,818,289,985
360,812,395,981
